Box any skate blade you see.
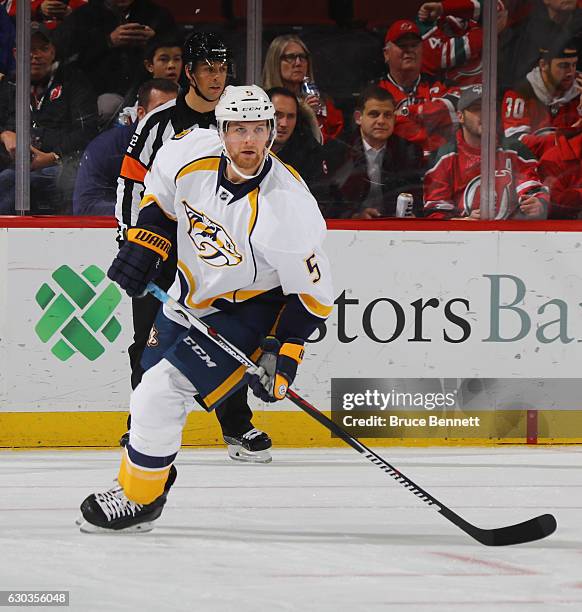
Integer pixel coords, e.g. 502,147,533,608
76,517,155,534
227,444,272,464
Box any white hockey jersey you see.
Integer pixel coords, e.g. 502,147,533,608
140,128,334,326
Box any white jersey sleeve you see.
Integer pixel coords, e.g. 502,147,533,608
253,168,334,320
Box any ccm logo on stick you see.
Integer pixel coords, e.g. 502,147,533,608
183,337,217,367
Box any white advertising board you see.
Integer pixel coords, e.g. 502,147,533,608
0,227,580,412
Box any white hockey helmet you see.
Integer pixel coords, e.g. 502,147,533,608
215,84,275,123
215,85,276,180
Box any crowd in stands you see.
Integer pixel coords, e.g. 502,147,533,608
1,0,582,220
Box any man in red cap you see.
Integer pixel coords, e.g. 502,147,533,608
377,18,459,154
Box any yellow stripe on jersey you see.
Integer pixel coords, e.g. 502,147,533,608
177,260,270,310
117,451,171,505
139,194,177,221
299,293,333,318
270,152,303,183
233,289,267,302
248,188,259,235
203,347,262,407
175,157,221,182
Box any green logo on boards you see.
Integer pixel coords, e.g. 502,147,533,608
34,265,122,361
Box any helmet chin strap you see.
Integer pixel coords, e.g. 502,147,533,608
188,63,219,103
225,153,267,181
220,123,276,181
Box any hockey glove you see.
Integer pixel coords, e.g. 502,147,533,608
246,336,304,402
107,226,172,298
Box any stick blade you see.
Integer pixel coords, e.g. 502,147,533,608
472,513,557,546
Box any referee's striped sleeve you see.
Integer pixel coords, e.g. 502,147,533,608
115,99,177,230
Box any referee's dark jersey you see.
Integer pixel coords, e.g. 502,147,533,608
115,90,217,233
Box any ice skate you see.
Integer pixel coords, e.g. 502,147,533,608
77,465,177,533
224,428,272,464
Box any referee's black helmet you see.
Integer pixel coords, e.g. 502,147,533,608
183,32,231,69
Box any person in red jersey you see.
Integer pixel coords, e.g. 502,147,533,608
424,84,548,220
539,131,582,218
502,42,582,158
418,0,508,87
377,19,459,155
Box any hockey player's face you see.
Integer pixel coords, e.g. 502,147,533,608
224,121,270,173
189,61,228,101
355,98,395,148
545,57,578,91
145,47,183,83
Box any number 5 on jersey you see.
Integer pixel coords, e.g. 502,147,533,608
305,253,321,283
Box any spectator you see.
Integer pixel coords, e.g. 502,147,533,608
503,0,582,86
0,22,98,214
262,34,344,144
424,84,548,219
319,85,425,219
502,42,582,158
267,87,325,190
36,1,88,29
1,1,88,28
0,4,15,79
73,78,178,215
0,76,12,170
117,33,183,126
418,1,508,86
539,130,582,218
378,19,459,154
52,0,175,123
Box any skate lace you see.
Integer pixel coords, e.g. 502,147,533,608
95,486,143,521
242,428,264,441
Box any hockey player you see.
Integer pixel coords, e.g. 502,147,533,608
115,32,272,462
77,85,334,533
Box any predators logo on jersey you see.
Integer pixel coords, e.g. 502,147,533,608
182,201,243,267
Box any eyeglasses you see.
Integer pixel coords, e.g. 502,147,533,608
281,52,309,64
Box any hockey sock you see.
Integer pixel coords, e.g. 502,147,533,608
117,450,172,505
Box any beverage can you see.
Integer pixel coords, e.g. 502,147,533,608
396,193,414,217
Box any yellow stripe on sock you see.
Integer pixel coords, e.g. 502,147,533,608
117,452,170,505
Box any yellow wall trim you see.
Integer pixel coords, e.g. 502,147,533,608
1,410,581,448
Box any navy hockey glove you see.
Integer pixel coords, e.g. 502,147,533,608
107,226,172,298
246,336,304,402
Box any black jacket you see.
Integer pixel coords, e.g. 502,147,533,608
52,0,175,96
4,64,98,158
273,119,326,191
319,131,425,218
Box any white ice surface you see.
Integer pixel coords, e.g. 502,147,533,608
0,447,580,612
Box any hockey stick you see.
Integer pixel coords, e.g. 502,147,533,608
147,282,557,546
